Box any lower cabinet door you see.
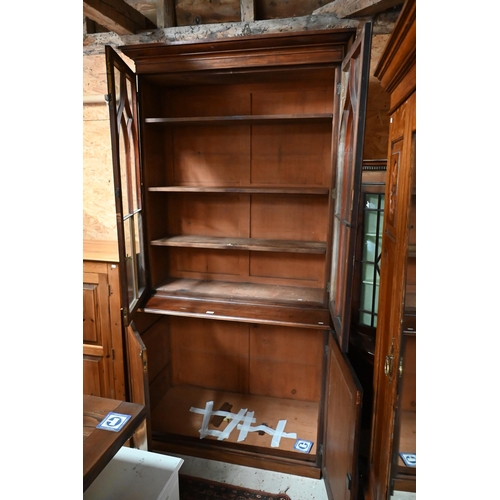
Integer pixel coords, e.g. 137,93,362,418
322,331,363,500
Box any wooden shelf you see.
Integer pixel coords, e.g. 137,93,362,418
145,113,333,126
148,186,329,195
142,278,330,329
150,235,326,254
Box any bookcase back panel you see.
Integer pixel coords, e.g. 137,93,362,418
167,248,324,288
249,324,324,402
169,317,250,393
143,127,171,187
251,87,334,115
167,317,323,402
169,248,248,280
251,124,331,186
250,195,328,241
172,126,251,185
249,253,325,287
252,124,331,186
167,194,250,237
169,85,252,117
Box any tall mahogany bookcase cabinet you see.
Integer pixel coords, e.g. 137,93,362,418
105,23,373,500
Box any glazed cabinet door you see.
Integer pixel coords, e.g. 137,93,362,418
105,45,148,327
330,22,372,352
106,46,152,449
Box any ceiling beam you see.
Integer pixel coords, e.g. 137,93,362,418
240,0,255,22
83,0,156,35
156,0,176,28
83,13,364,55
314,0,404,18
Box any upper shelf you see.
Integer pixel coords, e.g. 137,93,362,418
148,186,329,195
151,235,326,254
144,113,333,126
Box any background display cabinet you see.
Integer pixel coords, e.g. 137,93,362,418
106,25,373,500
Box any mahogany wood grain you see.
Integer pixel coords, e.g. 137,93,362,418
83,395,147,491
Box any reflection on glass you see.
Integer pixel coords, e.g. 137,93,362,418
134,211,146,294
123,215,136,307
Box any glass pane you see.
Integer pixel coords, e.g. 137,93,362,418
358,192,384,327
125,76,139,214
123,216,137,307
363,234,377,262
364,194,379,209
114,67,121,113
360,282,374,311
364,211,379,235
119,119,130,217
134,212,146,294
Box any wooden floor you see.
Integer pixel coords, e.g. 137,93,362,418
151,385,320,457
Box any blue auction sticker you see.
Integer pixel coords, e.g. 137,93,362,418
96,412,132,432
293,439,313,454
400,452,416,467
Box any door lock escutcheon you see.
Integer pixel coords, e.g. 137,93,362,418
384,339,395,380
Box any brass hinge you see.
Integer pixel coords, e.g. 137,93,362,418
346,473,352,491
319,443,323,456
325,345,329,357
336,83,341,95
122,309,128,325
140,350,147,372
331,188,337,200
326,282,331,293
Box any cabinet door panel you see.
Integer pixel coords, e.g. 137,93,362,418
83,282,100,344
126,321,151,450
83,268,112,399
83,355,106,397
323,332,362,500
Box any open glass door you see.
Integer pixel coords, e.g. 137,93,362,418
330,22,372,353
323,22,371,500
105,45,147,327
106,45,150,448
